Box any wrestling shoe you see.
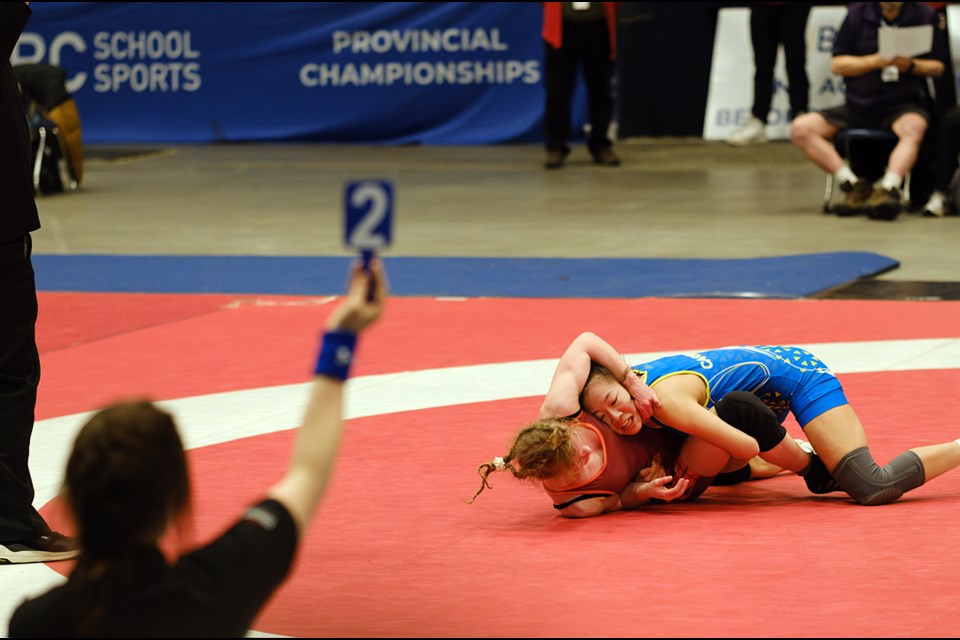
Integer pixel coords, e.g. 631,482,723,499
796,440,842,494
0,532,79,564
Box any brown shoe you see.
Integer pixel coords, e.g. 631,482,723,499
592,148,621,167
867,186,902,221
835,178,873,216
544,149,567,169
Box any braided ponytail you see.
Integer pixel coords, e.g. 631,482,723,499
466,418,579,504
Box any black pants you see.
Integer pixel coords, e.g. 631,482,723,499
0,234,48,543
931,106,960,192
543,20,614,155
930,7,958,119
750,2,811,121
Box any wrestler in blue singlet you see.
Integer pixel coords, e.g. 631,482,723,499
631,345,848,432
625,345,942,506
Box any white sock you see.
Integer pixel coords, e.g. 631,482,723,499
834,165,857,187
954,438,960,450
881,171,903,191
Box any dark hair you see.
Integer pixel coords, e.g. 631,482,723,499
63,398,192,633
578,362,617,411
65,398,191,556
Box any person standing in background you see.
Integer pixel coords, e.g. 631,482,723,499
0,2,79,564
917,1,957,216
542,2,622,169
727,2,812,146
924,2,957,115
918,102,960,215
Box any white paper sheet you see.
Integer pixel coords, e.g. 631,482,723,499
878,24,933,58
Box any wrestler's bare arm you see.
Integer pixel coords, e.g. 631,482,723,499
541,332,659,421
653,375,760,461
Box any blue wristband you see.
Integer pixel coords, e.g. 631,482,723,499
314,330,357,380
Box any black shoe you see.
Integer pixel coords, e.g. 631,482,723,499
800,451,842,494
0,532,79,564
592,148,621,167
544,149,568,169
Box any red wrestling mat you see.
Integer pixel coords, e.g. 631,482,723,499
32,294,960,637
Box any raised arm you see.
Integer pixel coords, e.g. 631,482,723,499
540,331,659,421
267,259,388,534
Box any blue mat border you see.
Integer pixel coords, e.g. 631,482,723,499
32,252,900,299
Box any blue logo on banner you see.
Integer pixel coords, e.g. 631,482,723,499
344,180,394,252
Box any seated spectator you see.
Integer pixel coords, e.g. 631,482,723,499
791,2,946,221
920,102,960,216
14,63,84,187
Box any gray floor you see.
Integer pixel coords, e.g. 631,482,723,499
32,137,960,290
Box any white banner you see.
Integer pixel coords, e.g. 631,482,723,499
947,4,960,89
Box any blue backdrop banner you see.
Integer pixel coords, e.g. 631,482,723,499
14,2,560,144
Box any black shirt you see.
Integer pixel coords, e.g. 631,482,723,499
562,2,605,23
9,499,299,638
833,2,947,113
1,2,40,243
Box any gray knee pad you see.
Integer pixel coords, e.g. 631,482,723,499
831,446,926,506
